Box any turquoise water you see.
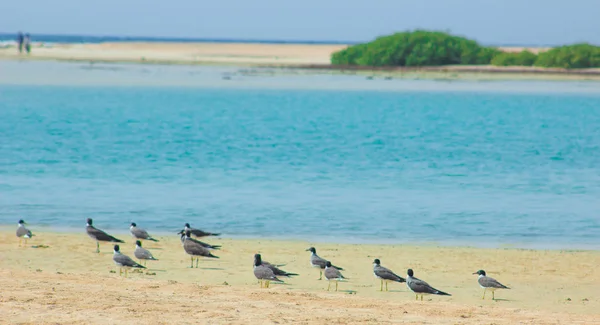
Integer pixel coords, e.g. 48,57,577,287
1,84,600,248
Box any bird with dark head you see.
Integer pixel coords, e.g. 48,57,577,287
130,222,159,242
253,253,284,288
86,218,124,253
253,253,298,278
182,223,220,238
372,258,405,292
113,244,145,277
16,219,34,246
406,268,451,301
324,261,347,292
134,240,158,266
182,230,219,268
473,269,510,300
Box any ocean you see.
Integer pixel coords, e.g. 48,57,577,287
1,62,599,249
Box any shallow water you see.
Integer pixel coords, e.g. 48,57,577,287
1,63,600,248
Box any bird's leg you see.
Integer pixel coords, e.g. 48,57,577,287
24,238,28,246
196,258,199,268
119,268,122,276
327,281,331,291
415,294,418,301
96,241,100,253
482,289,486,300
380,280,383,292
18,238,21,247
421,295,423,301
259,280,263,288
319,270,322,280
125,268,128,278
335,281,338,292
492,291,495,301
189,256,193,268
266,281,270,288
386,281,389,292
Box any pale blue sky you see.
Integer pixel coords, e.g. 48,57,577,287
1,0,598,45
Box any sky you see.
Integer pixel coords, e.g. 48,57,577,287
1,0,599,45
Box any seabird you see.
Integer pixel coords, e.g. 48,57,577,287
406,269,451,301
324,261,347,291
373,259,406,291
130,222,159,242
86,218,124,253
183,223,220,238
253,253,284,288
253,254,298,278
113,244,145,277
473,270,510,300
306,247,344,280
179,230,221,250
16,219,34,246
134,240,158,266
183,230,219,268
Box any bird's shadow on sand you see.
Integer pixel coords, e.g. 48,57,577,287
492,298,512,302
199,267,225,271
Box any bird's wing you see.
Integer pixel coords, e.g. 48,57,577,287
409,277,450,295
184,241,219,258
254,265,282,281
325,267,345,280
135,247,155,260
132,228,150,239
114,254,145,268
16,227,28,237
480,276,509,289
311,255,327,268
87,226,124,242
375,266,406,282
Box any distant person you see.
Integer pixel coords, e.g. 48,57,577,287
24,33,31,54
17,31,24,53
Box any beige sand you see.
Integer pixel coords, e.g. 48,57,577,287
0,42,345,65
1,229,599,324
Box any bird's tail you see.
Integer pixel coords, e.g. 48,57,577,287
435,290,451,296
397,277,407,283
284,272,299,277
111,237,125,243
209,233,221,237
208,253,220,259
148,237,159,242
333,265,344,271
135,263,147,269
209,245,221,250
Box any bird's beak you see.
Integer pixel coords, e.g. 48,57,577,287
305,249,310,251
472,272,478,275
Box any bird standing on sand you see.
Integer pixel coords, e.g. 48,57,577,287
306,247,344,280
113,244,145,277
178,230,221,250
253,253,284,288
134,240,158,266
86,218,124,253
16,219,34,246
324,261,347,291
473,270,510,300
183,230,219,268
130,222,159,242
406,269,451,301
254,254,298,278
373,259,405,291
183,223,220,238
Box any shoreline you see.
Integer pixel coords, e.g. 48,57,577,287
1,229,598,324
1,42,599,81
1,225,598,252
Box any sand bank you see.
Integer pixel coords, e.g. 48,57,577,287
1,229,599,324
1,42,599,81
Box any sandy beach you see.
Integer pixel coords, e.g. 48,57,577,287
1,229,599,324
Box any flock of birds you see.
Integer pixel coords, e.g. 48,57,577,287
16,219,511,301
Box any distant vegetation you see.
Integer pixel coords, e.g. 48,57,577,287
533,44,600,69
331,31,600,69
490,51,537,66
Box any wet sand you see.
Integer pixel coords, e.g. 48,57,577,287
1,229,599,324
